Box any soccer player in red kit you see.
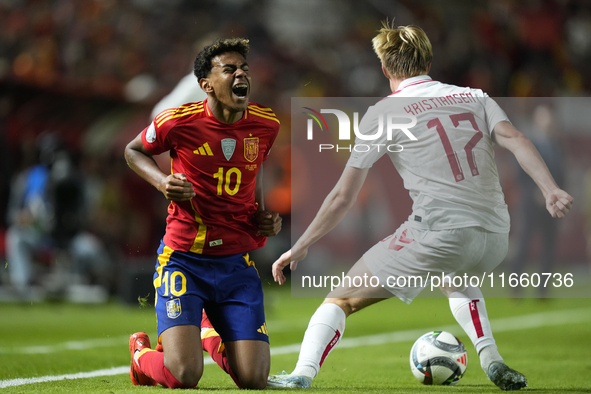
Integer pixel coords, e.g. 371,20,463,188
124,38,281,389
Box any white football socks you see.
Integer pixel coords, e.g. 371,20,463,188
448,288,503,372
292,303,346,379
478,344,503,372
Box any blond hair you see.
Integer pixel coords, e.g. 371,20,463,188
372,20,432,79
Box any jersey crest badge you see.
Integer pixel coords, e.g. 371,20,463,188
166,298,182,319
244,137,259,162
221,138,236,161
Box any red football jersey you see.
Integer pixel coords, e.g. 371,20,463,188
141,99,280,255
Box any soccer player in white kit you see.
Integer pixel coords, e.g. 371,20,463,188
267,21,573,391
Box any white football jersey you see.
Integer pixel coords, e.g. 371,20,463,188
347,75,510,232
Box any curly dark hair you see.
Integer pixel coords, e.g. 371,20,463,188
193,38,250,81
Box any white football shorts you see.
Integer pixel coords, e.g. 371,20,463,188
364,221,509,304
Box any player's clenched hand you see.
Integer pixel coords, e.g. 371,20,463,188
545,188,574,218
255,210,282,236
272,247,308,285
159,173,196,201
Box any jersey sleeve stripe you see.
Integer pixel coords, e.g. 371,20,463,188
248,106,276,116
154,108,177,122
155,103,203,123
156,102,203,116
248,105,274,113
248,106,278,119
180,101,204,108
249,111,280,124
156,108,204,127
249,109,278,119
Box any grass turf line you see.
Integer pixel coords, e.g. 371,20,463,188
1,290,591,393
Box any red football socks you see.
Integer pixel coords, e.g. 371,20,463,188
137,349,196,389
201,330,242,388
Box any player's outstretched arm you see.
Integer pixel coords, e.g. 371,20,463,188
492,121,574,218
124,132,196,201
272,166,369,285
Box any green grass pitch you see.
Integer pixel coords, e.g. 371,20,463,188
1,284,591,393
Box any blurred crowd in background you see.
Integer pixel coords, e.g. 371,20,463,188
0,0,590,302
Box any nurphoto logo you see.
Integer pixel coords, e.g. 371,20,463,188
302,107,418,152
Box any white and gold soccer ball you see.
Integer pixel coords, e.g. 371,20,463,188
410,330,468,386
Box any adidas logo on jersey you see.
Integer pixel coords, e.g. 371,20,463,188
193,143,213,156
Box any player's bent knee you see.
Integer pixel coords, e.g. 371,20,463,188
225,339,270,389
174,368,202,388
237,371,268,390
233,358,269,389
167,362,203,388
230,354,269,389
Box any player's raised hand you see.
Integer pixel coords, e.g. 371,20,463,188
255,210,282,236
272,247,308,285
159,173,196,201
272,250,292,285
545,188,574,218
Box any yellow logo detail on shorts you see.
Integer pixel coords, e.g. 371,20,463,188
166,298,182,319
257,322,268,336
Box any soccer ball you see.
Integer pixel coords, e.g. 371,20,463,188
409,330,468,386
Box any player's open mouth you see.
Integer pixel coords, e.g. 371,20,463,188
232,83,248,99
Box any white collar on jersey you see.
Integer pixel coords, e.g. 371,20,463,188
390,75,433,95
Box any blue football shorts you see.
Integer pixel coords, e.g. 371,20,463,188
153,240,268,343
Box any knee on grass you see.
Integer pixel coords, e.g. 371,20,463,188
237,370,268,390
168,363,202,388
